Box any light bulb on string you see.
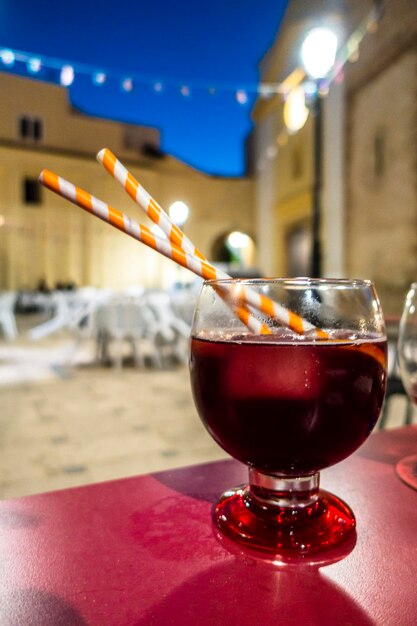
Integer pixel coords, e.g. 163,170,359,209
60,65,74,86
0,49,15,66
93,72,106,85
236,90,248,105
121,77,133,92
27,58,42,74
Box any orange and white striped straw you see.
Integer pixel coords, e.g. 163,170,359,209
97,148,205,260
97,148,270,332
96,149,327,339
38,169,271,335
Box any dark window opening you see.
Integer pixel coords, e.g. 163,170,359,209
18,116,43,142
23,178,42,205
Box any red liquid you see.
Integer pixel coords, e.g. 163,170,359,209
190,334,387,474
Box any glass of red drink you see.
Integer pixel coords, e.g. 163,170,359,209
190,278,387,556
396,282,417,490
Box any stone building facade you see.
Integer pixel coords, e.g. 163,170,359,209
0,74,254,291
345,0,417,314
252,0,417,314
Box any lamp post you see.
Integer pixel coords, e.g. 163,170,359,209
301,27,338,278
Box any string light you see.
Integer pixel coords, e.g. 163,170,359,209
93,71,106,85
60,65,74,86
0,3,382,110
0,49,15,66
236,90,248,105
27,57,42,74
121,77,133,92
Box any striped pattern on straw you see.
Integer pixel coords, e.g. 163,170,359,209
97,148,205,260
38,169,271,335
95,148,328,340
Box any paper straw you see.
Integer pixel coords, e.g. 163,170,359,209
95,150,327,339
97,148,271,332
97,148,205,260
38,169,271,335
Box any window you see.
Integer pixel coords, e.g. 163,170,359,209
18,116,43,142
23,177,42,205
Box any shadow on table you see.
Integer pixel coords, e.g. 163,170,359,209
152,458,246,503
133,530,375,626
0,589,88,626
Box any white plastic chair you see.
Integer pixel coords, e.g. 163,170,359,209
143,290,191,365
0,292,18,340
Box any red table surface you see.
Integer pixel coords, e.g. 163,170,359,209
0,426,416,626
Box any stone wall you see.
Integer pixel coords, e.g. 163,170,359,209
345,0,417,315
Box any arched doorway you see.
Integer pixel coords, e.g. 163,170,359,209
211,230,257,274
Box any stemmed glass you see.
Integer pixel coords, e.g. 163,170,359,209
189,278,387,557
396,282,417,489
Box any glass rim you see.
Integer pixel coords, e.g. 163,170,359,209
204,277,375,288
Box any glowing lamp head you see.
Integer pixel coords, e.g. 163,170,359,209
301,28,338,80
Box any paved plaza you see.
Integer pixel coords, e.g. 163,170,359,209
0,325,413,500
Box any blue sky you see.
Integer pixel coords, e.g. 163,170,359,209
0,0,289,176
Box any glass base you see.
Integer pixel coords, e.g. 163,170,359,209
396,454,417,491
213,469,355,557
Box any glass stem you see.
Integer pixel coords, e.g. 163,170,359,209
247,467,320,510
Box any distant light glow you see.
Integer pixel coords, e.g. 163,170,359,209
180,85,190,97
259,84,277,98
303,80,318,98
266,145,278,159
236,90,248,105
169,200,189,226
301,28,338,79
60,65,74,86
122,77,133,92
0,49,15,66
153,82,163,92
227,231,250,249
93,72,106,85
283,85,309,133
0,215,5,227
27,58,42,73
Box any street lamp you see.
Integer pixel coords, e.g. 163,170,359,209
301,27,338,277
